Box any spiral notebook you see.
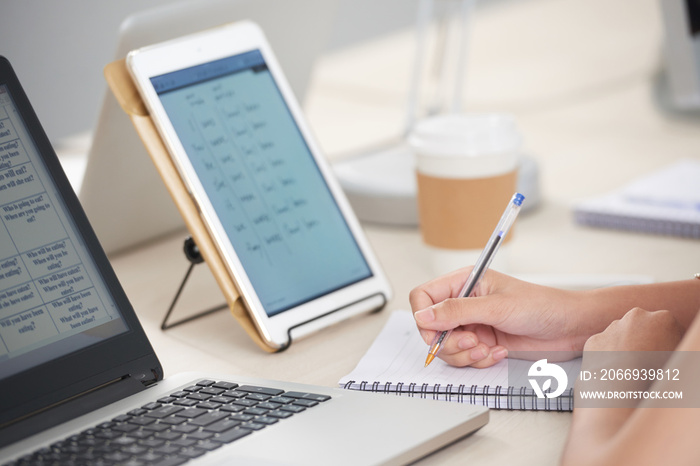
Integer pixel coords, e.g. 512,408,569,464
573,159,700,238
339,311,580,411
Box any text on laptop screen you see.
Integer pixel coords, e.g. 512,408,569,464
0,85,127,380
150,50,372,316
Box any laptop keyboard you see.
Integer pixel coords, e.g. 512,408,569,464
8,379,331,466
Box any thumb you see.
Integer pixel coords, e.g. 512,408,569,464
414,296,500,331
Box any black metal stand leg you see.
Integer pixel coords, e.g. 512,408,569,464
160,237,227,330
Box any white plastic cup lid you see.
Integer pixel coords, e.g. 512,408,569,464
408,113,521,157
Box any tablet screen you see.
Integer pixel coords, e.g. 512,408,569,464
150,50,373,316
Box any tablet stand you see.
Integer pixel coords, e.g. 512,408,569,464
161,237,227,330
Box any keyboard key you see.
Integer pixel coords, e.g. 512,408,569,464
170,437,197,448
75,451,100,462
113,423,140,433
122,460,147,466
154,431,182,441
279,405,306,414
173,399,199,407
188,431,214,441
76,437,101,447
154,445,181,455
267,410,294,419
196,402,220,410
111,436,137,446
94,430,121,440
189,410,229,426
196,440,223,451
269,396,294,404
159,416,187,426
219,404,245,413
127,430,153,440
241,422,266,431
208,396,233,404
245,393,271,402
212,381,238,390
174,407,207,418
60,444,82,454
142,423,170,432
196,380,216,387
199,387,225,396
211,427,251,444
242,407,268,416
128,416,156,426
121,444,148,455
255,416,279,425
235,385,284,396
203,418,241,433
231,399,258,408
104,451,131,462
292,399,319,408
139,452,164,463
138,438,165,448
145,405,184,419
142,402,163,410
178,446,206,459
284,391,331,402
257,402,281,410
151,456,188,466
186,392,211,401
171,424,199,434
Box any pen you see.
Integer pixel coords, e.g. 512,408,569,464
424,192,525,367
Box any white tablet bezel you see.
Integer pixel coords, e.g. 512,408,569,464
126,21,391,349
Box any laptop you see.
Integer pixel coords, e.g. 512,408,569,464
79,0,338,256
0,57,488,465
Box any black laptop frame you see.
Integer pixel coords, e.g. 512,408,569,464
0,56,162,440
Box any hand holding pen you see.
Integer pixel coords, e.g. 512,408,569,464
423,193,525,367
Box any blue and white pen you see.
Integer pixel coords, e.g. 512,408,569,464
424,192,525,367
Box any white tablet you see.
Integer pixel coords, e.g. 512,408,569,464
126,21,391,349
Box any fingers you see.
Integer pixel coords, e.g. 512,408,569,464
414,295,502,332
409,268,474,313
421,328,508,368
584,307,684,352
439,342,509,368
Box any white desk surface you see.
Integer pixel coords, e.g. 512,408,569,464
95,0,700,464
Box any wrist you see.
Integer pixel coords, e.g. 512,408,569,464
561,288,619,351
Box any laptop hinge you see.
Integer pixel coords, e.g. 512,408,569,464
0,373,152,448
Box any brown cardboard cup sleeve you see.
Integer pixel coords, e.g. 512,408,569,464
416,170,517,250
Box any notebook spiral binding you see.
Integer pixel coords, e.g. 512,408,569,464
342,380,574,412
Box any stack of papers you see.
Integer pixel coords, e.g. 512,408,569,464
573,159,700,238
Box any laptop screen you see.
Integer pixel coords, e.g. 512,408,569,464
0,84,128,381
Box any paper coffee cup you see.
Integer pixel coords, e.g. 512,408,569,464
409,114,520,275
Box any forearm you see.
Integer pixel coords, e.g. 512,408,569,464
573,279,700,337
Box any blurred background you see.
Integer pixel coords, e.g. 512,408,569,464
1,0,426,143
